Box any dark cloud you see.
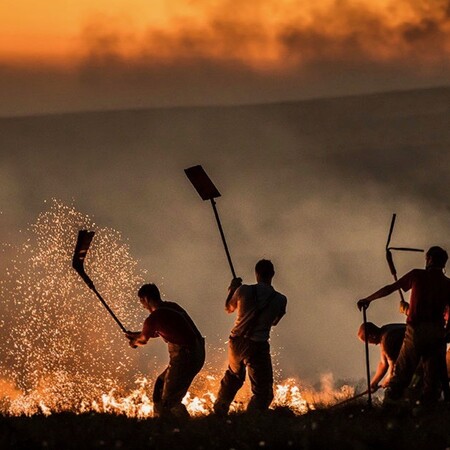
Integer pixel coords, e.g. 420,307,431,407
277,1,450,62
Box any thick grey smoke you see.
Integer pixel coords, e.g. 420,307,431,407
0,87,449,384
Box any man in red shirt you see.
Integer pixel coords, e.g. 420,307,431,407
126,283,205,419
357,246,450,404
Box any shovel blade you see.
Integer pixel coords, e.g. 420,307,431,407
185,165,221,201
72,230,95,272
386,249,397,276
385,213,396,249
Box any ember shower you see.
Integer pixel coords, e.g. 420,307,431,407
0,200,147,413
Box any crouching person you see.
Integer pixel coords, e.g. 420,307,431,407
126,283,205,419
357,322,406,392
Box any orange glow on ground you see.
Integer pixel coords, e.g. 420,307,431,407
1,373,355,417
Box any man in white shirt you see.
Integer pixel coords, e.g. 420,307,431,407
214,259,287,415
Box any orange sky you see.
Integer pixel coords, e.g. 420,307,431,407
2,0,450,67
0,0,171,60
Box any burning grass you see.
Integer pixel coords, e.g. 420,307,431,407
0,372,355,418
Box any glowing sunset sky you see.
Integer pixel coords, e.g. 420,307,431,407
1,0,171,61
2,0,450,64
1,0,449,115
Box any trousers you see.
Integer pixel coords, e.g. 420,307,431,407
153,337,205,418
214,335,274,414
386,323,446,403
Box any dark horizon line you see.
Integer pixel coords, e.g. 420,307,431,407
1,83,449,121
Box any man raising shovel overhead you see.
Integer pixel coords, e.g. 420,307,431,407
184,166,287,414
214,259,287,415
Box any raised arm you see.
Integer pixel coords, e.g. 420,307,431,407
225,277,242,313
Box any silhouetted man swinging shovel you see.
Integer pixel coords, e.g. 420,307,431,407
125,283,205,419
214,259,287,415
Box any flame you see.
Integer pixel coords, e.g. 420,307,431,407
1,373,355,417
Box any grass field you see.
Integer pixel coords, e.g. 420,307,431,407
2,401,450,450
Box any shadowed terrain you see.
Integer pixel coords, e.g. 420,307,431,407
2,402,450,449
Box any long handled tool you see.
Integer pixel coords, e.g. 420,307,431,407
329,389,370,409
362,306,373,408
72,229,128,333
385,214,424,313
185,165,237,279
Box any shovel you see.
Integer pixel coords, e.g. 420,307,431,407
72,229,128,333
185,165,239,306
329,389,371,409
362,305,373,408
185,165,237,279
385,214,424,313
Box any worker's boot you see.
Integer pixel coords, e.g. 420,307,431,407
169,403,190,420
213,399,230,417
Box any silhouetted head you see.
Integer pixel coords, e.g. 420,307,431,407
255,259,275,284
358,322,381,345
138,283,163,311
426,246,448,269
